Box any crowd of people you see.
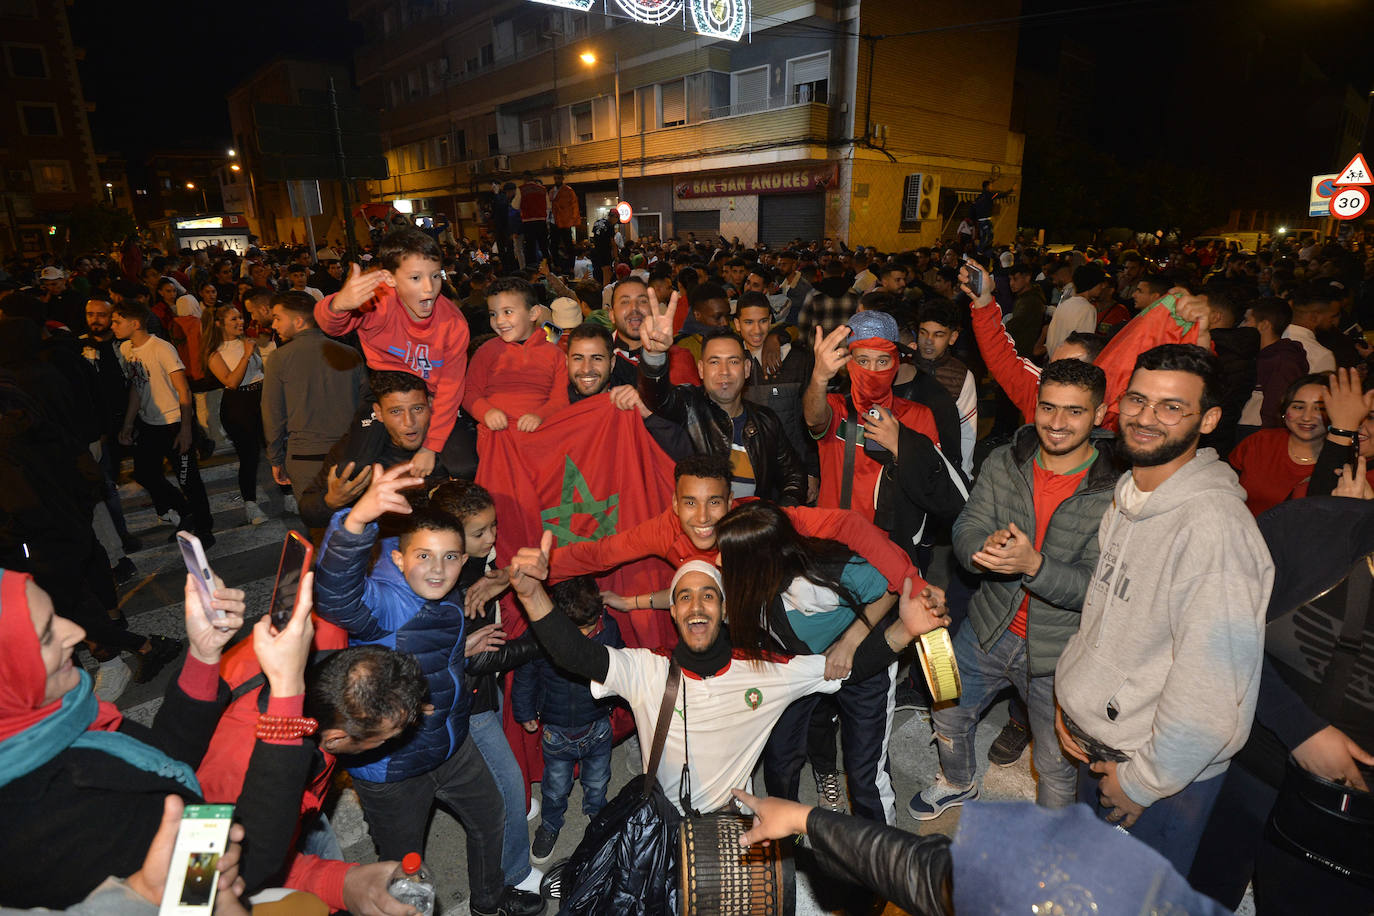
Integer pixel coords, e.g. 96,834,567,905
1,216,1372,916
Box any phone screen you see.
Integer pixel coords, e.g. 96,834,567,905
269,533,311,632
158,804,234,916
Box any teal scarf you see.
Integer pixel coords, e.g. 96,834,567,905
0,670,201,794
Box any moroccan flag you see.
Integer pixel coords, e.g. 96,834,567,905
1096,293,1202,428
476,396,676,790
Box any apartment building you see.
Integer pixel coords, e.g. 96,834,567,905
0,0,101,258
350,0,1023,250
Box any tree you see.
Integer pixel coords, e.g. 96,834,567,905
62,204,136,256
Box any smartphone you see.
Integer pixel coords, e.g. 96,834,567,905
176,532,220,623
1345,323,1365,342
962,257,984,296
158,804,234,916
269,531,314,632
863,406,889,454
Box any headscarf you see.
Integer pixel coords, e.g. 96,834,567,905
845,310,900,414
0,570,199,793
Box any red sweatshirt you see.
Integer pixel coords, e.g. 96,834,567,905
315,286,470,453
971,300,1040,423
815,394,940,522
463,332,570,420
549,502,924,594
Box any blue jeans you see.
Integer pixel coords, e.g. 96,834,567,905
469,709,533,885
297,811,344,860
1077,761,1225,876
930,625,1076,808
540,717,613,833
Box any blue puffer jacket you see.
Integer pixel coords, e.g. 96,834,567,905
511,613,623,729
313,509,469,783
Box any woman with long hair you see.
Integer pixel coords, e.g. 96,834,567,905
717,501,899,824
1229,372,1331,515
201,307,266,525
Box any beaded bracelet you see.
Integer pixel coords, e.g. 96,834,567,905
256,715,319,741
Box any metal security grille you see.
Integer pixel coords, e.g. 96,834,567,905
759,193,825,248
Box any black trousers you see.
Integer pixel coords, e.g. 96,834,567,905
551,225,575,271
219,386,262,502
521,220,549,267
131,419,212,532
352,736,507,910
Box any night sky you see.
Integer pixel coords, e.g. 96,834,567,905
71,0,1374,164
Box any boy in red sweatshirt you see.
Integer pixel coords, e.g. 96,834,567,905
315,228,469,476
464,276,569,431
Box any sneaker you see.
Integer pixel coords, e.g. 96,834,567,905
244,500,268,526
93,656,132,702
814,770,846,813
531,825,558,865
283,493,298,515
133,635,183,684
513,866,543,894
111,557,137,585
987,717,1030,767
471,887,545,916
526,794,541,822
159,509,182,528
907,777,979,821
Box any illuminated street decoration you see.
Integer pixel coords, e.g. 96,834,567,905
529,0,748,41
688,0,746,40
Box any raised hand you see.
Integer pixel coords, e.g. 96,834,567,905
330,263,389,312
344,462,425,533
185,574,246,665
1324,366,1372,432
811,324,852,382
508,529,554,598
897,577,950,640
640,286,678,354
959,261,994,307
252,571,316,697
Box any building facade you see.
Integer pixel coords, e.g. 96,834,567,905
348,0,1023,250
0,0,101,258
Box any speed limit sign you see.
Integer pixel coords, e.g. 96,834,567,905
1330,185,1370,220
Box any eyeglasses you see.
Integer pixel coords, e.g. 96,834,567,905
1117,392,1198,427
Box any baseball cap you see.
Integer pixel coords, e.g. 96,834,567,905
999,251,1015,269
316,247,340,262
846,309,899,346
39,267,66,281
551,296,583,330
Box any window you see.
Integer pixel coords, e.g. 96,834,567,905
731,66,767,114
481,43,494,66
620,90,635,133
488,132,499,154
406,70,422,99
522,118,547,149
660,80,685,128
31,160,73,193
434,135,450,167
466,56,479,75
19,102,59,136
571,101,593,143
456,129,467,159
388,80,402,108
413,142,426,171
4,45,47,79
786,52,829,104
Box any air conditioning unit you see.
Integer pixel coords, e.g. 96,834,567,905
902,172,941,223
492,154,510,171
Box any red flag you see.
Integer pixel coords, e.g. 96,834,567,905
1095,294,1201,428
476,396,677,791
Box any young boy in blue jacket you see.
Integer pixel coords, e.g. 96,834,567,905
512,575,624,864
312,461,543,916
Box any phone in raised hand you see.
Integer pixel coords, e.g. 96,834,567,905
269,531,314,632
961,256,985,297
176,532,220,624
158,804,234,916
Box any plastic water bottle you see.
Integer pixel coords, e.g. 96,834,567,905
388,853,435,916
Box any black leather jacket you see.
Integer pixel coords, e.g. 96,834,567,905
638,353,807,506
807,808,952,915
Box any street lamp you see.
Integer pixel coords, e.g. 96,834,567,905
580,51,623,204
186,182,208,212
227,148,237,157
104,181,114,205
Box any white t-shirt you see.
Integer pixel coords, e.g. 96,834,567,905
573,256,592,280
1281,325,1335,374
119,336,185,425
215,339,265,387
174,294,203,318
591,648,840,814
1045,295,1097,353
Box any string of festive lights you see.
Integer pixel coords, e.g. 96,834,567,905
528,0,748,42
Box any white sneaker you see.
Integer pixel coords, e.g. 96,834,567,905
283,494,298,515
527,795,541,822
244,500,268,526
159,509,182,528
93,657,132,702
514,866,543,894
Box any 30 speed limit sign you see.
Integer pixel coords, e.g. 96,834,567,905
1330,185,1370,220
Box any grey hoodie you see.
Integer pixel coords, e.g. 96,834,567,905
1054,448,1272,808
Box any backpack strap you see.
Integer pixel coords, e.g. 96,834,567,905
839,400,859,510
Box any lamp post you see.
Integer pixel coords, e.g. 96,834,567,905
104,182,114,206
581,51,623,203
186,181,207,212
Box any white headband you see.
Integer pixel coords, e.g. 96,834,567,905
669,560,723,596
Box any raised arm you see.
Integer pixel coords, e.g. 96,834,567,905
509,531,611,683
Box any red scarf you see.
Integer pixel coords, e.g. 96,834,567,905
0,571,121,743
847,338,899,414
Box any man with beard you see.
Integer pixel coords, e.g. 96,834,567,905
1054,344,1272,877
908,359,1118,820
606,277,699,385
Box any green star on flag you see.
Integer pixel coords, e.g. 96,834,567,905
541,455,619,546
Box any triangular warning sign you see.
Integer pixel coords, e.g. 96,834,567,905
1336,152,1372,186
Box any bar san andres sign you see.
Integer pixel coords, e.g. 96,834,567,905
674,163,839,199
